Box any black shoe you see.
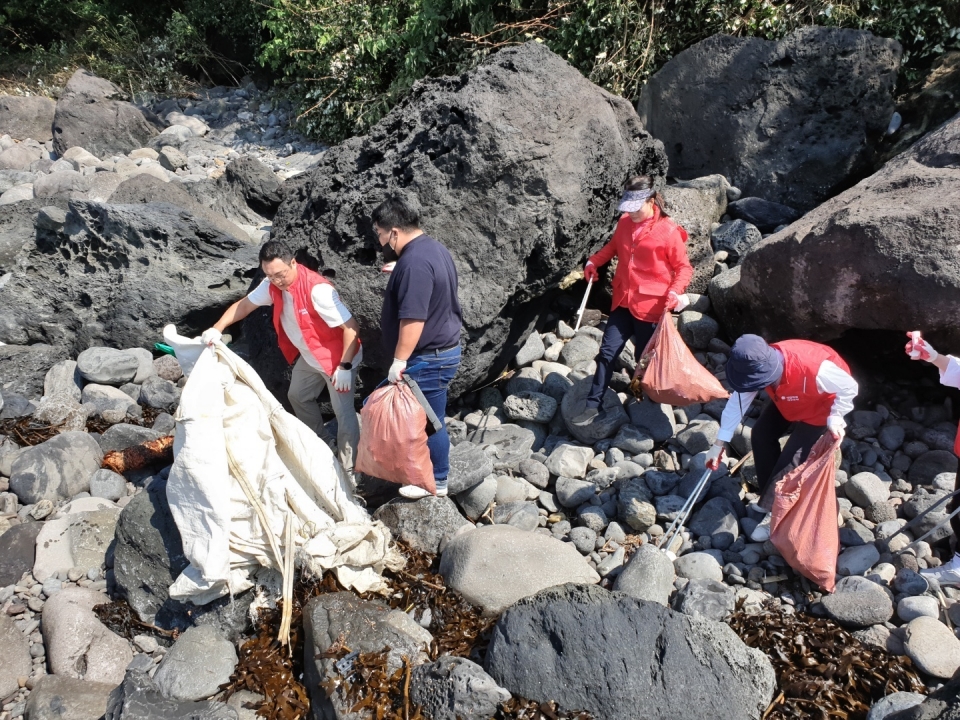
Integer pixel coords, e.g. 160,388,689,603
572,407,599,425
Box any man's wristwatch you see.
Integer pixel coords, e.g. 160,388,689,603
338,361,353,371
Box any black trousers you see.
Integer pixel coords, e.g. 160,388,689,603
751,400,827,506
586,307,657,407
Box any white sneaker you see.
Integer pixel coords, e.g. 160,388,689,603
398,485,448,499
750,513,772,543
921,554,960,587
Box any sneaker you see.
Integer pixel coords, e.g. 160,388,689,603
398,484,447,499
920,554,960,587
572,407,599,425
749,513,772,543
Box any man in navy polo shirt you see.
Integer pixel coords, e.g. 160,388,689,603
372,195,463,499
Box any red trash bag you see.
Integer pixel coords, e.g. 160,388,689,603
770,433,841,592
631,310,729,406
356,382,436,494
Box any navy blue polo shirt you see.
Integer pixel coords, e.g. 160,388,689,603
380,234,462,356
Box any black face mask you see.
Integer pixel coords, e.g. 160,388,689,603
379,239,399,264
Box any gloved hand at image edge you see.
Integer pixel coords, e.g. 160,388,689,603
705,442,724,471
905,331,938,362
332,367,353,393
826,415,845,441
201,328,222,346
667,291,690,312
583,261,599,283
388,358,407,384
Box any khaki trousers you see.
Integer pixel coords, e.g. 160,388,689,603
287,356,360,471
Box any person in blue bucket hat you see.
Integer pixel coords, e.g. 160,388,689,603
705,334,858,542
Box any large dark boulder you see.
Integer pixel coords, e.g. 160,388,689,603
0,343,70,398
112,477,252,641
270,41,667,398
52,70,162,158
638,27,901,211
0,199,258,354
0,198,68,271
484,583,776,720
0,521,43,586
663,175,728,293
105,670,238,720
709,109,960,349
0,96,56,142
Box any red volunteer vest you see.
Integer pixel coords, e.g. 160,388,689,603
766,340,851,426
268,266,345,376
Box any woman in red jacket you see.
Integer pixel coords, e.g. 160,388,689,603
573,176,693,425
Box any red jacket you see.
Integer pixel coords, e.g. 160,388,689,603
588,208,693,320
268,266,344,376
767,340,851,426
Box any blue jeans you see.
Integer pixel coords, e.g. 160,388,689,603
587,307,657,407
405,345,461,480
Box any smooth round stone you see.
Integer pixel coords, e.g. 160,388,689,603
897,595,941,622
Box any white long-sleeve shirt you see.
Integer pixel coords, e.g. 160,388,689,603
717,360,858,442
940,355,960,390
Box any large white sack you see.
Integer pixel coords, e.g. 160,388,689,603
162,325,400,602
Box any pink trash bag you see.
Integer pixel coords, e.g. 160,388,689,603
770,433,842,592
356,382,435,494
631,310,729,406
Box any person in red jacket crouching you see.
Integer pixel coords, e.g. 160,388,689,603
572,175,693,426
705,335,858,542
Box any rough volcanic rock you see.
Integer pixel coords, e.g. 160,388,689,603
52,70,162,157
0,96,56,141
710,107,960,348
105,670,238,720
484,584,775,719
663,175,729,293
269,41,667,398
0,199,259,352
0,343,71,398
638,27,901,211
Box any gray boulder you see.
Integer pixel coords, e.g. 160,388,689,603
411,656,510,720
611,424,654,454
502,391,558,423
469,424,536,471
727,197,802,233
454,474,497,521
446,442,495,495
25,675,117,720
627,398,677,442
559,335,599,368
709,109,960,351
105,671,238,720
908,450,959,486
112,477,252,641
674,551,724,582
9,431,102,504
0,344,71,398
99,424,163,453
514,332,545,367
710,220,762,262
560,377,629,445
154,626,238,701
545,443,594,479
0,96,56,141
638,27,900,211
613,543,675,605
662,175,728,293
822,575,894,628
269,42,667,399
303,592,432,720
689,497,739,550
676,418,720,455
44,359,83,401
52,70,162,157
0,613,31,698
866,692,927,720
439,525,599,615
0,522,43,586
485,584,775,720
373,496,470,554
0,199,259,356
139,376,181,413
89,468,127,501
674,578,737,621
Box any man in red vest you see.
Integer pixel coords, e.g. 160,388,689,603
705,334,858,542
202,242,362,473
905,331,960,586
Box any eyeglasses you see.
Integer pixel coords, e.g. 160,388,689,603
266,268,291,283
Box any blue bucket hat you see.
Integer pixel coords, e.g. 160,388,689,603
726,335,783,392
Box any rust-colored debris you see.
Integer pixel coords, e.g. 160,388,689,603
728,603,926,720
93,599,178,640
102,436,174,473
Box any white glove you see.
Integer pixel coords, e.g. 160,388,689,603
201,328,222,346
388,358,407,384
667,291,690,312
332,366,353,393
906,331,938,362
705,443,724,471
826,416,845,441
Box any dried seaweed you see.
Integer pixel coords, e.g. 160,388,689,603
0,417,65,446
93,599,178,640
728,604,926,720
